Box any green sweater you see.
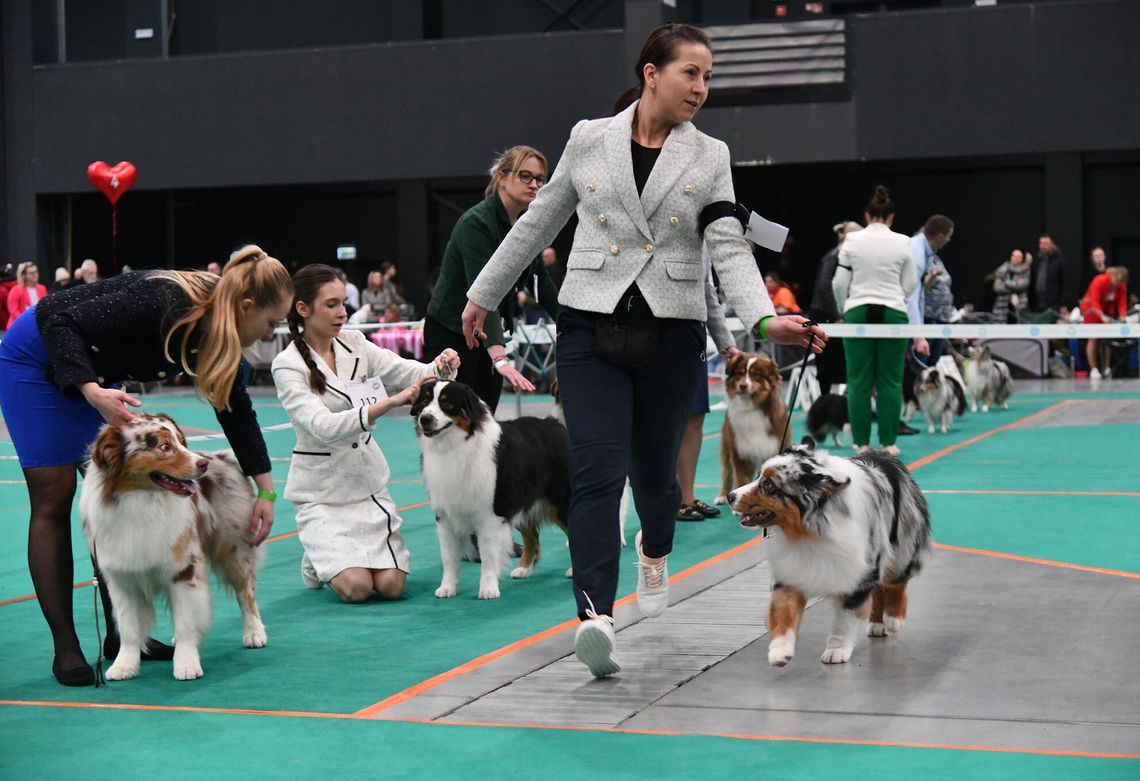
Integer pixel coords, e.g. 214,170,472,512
427,192,560,347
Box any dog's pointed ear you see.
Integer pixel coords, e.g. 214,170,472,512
801,435,816,451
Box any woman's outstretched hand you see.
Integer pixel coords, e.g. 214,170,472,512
80,382,142,425
765,315,828,353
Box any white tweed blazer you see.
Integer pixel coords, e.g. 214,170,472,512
467,101,775,331
271,329,434,504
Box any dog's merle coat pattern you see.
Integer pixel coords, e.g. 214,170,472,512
411,380,570,598
914,367,967,433
729,439,930,666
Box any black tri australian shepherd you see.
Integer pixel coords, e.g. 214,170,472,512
410,379,570,600
728,438,931,667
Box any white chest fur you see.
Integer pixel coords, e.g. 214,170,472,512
726,395,781,466
420,423,501,520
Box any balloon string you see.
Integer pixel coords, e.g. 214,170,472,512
112,203,118,270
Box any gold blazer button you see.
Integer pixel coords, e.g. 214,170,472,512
586,184,596,192
683,184,694,193
610,245,620,255
97,376,105,384
598,214,607,223
669,216,679,225
157,371,167,379
645,243,654,252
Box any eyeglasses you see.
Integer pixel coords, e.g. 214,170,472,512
512,170,547,186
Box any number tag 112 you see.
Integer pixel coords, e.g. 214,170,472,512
346,377,388,409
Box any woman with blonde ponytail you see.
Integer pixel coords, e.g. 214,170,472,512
271,264,459,602
0,244,292,687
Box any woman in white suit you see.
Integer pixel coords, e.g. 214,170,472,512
461,24,826,678
272,265,459,603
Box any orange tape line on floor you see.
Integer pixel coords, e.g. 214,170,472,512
0,500,434,608
0,699,353,720
906,400,1073,471
933,543,1140,579
351,535,767,718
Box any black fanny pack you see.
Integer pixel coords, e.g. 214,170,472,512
591,285,659,367
593,318,659,367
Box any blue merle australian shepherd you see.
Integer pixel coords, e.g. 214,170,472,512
728,439,931,666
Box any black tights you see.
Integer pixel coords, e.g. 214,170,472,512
25,464,122,670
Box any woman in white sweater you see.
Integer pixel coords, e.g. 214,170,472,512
832,186,917,455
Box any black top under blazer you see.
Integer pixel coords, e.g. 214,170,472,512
35,272,271,476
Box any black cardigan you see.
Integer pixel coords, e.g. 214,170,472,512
35,272,271,476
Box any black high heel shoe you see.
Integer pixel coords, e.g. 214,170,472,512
52,657,95,687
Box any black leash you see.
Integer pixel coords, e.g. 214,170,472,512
780,321,818,449
91,541,106,687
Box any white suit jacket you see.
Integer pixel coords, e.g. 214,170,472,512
467,101,775,331
271,328,434,504
832,223,918,315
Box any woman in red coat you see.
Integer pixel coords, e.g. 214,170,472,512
1081,265,1128,378
6,262,48,328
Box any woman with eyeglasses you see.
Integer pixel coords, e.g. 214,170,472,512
460,24,826,679
424,145,560,411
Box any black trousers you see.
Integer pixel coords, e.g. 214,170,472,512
423,315,504,413
556,309,705,621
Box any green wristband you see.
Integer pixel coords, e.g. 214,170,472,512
257,489,278,502
756,316,772,339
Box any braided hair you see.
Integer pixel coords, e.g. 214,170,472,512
286,263,343,395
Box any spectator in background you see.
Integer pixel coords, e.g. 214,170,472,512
207,261,222,275
6,262,48,329
1030,234,1066,316
120,265,133,274
1081,266,1128,379
1079,246,1108,301
809,220,861,394
51,267,72,293
542,246,565,288
0,263,17,335
341,270,361,315
76,259,100,284
921,251,955,364
992,249,1032,324
906,215,954,363
381,303,402,324
764,271,800,314
361,263,406,322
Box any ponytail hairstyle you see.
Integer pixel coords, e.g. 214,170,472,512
285,263,343,395
864,185,895,221
157,244,292,411
633,23,712,96
484,145,548,197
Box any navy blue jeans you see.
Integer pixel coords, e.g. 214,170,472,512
556,309,705,621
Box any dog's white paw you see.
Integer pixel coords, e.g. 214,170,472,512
982,404,990,412
714,495,728,505
767,635,795,667
173,659,204,680
1001,402,1009,410
435,583,457,598
868,622,887,637
970,403,978,413
510,565,534,579
243,625,268,649
926,424,935,433
105,660,140,681
884,615,905,633
820,646,853,664
565,566,573,579
477,583,500,600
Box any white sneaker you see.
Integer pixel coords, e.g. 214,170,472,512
1090,367,1103,379
1103,367,1112,378
300,554,322,589
574,612,620,678
635,530,669,617
882,444,901,456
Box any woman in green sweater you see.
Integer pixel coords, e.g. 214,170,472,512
425,145,560,411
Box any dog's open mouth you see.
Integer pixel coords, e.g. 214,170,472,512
421,422,453,438
739,511,776,529
150,472,198,496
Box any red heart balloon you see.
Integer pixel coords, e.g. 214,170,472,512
87,161,137,205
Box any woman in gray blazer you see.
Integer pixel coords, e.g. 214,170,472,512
461,24,825,679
